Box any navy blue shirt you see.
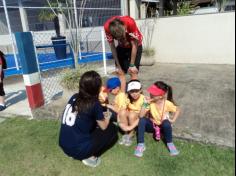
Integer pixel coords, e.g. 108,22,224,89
59,94,104,158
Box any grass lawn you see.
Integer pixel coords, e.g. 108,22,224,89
0,117,234,176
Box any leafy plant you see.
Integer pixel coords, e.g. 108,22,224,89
60,64,94,90
177,1,194,16
38,8,56,22
40,0,88,69
60,64,108,90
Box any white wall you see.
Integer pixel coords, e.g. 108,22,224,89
137,12,235,64
129,0,139,19
1,12,235,64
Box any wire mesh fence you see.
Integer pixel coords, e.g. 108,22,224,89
32,27,111,107
40,67,65,105
1,1,120,114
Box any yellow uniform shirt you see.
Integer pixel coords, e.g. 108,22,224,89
114,92,129,111
149,100,177,125
128,94,145,113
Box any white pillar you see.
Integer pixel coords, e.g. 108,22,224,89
58,13,66,36
140,3,147,19
121,0,128,16
2,0,19,70
101,30,107,75
129,0,139,19
18,0,29,32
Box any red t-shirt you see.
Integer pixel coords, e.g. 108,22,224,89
104,16,143,48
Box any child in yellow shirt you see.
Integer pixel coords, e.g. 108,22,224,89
119,79,145,146
125,81,181,157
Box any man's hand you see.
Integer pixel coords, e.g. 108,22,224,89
128,66,138,75
116,67,125,76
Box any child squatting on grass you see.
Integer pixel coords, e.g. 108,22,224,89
123,81,181,157
59,71,118,168
103,75,130,143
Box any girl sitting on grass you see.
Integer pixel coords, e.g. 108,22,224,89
118,79,145,146
125,81,181,157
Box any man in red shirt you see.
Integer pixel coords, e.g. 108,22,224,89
0,50,6,111
104,16,143,80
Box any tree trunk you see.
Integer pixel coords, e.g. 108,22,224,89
73,52,79,69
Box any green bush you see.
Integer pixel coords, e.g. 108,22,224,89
60,64,95,90
177,1,194,15
60,64,108,90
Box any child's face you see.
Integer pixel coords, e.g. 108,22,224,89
129,89,141,100
110,87,120,95
150,94,165,103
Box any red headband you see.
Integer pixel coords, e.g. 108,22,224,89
147,84,166,96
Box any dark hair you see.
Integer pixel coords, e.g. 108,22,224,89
72,71,102,113
0,50,7,69
109,18,125,39
154,81,176,105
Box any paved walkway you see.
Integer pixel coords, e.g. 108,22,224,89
0,62,235,148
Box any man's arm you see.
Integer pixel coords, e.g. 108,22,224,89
109,42,124,75
128,40,139,79
130,40,138,65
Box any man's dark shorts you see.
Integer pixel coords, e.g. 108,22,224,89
0,82,5,96
116,45,143,73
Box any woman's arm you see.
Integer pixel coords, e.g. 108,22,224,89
96,113,111,130
106,104,119,114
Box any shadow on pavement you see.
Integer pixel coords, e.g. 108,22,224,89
5,90,27,107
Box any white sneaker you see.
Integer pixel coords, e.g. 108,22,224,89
82,157,101,167
119,135,128,145
124,136,133,146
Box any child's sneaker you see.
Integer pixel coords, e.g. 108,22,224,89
0,105,6,111
82,157,101,167
119,135,128,145
124,136,133,146
134,143,146,157
167,142,179,156
153,123,161,141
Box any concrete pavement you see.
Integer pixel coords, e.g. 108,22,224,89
0,62,235,148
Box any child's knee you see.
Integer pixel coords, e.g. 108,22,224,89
128,112,138,122
162,120,172,129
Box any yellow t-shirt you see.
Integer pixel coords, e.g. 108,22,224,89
114,92,129,111
149,100,177,125
128,94,145,113
99,86,108,106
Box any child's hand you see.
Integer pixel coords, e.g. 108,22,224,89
119,123,132,132
144,96,152,104
169,119,175,124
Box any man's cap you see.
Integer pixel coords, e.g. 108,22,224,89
127,80,142,92
106,77,121,91
147,84,166,96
